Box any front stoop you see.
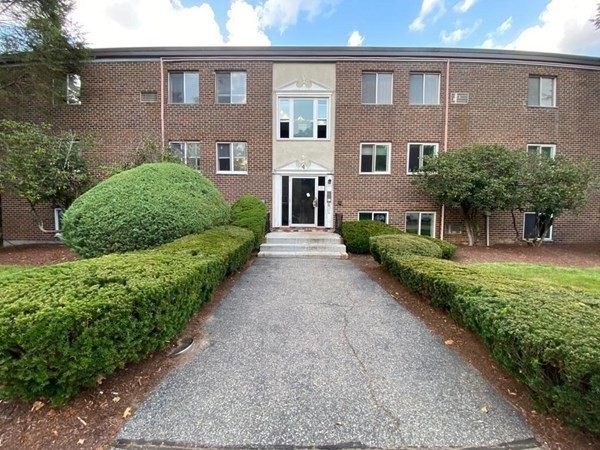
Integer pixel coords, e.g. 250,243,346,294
258,231,348,259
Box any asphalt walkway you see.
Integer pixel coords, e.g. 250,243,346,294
117,258,536,449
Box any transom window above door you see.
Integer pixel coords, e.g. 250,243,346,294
216,71,247,104
361,72,393,104
278,97,329,140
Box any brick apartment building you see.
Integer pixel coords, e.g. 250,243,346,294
1,47,599,246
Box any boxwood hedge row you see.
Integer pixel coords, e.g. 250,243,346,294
380,252,600,434
341,220,401,254
370,234,442,263
231,195,268,250
0,225,253,405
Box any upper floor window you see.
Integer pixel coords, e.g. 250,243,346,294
169,71,199,104
361,72,392,104
278,97,329,140
527,144,556,159
528,76,555,107
217,142,248,174
216,71,247,104
409,73,440,105
65,74,81,105
170,141,200,169
407,143,438,174
360,143,391,174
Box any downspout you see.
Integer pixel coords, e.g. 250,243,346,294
160,57,165,148
440,59,451,240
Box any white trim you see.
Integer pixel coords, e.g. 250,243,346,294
215,142,248,174
276,95,331,141
168,71,199,104
405,211,437,238
407,142,439,175
361,72,393,105
54,208,64,232
528,75,556,107
357,211,389,223
215,71,247,104
526,143,556,159
359,142,392,174
523,212,553,241
409,72,440,105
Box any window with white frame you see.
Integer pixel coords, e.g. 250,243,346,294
358,211,388,223
361,72,393,104
216,71,247,104
217,142,248,173
523,212,553,241
169,71,199,104
65,74,81,105
170,142,200,169
54,208,64,231
409,73,440,105
278,97,329,140
527,144,556,159
405,212,436,237
360,143,391,174
528,76,555,107
407,143,438,174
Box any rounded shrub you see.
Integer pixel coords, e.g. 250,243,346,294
423,236,457,260
61,163,230,258
231,195,268,250
340,220,401,254
370,233,442,264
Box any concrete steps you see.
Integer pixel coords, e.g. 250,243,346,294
258,232,348,259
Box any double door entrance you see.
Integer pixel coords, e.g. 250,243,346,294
281,176,327,227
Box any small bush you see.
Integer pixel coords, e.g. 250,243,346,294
423,236,457,259
370,234,442,264
231,195,268,250
61,163,230,258
341,221,401,254
0,226,253,405
381,254,600,434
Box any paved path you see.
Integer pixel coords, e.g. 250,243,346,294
117,259,536,449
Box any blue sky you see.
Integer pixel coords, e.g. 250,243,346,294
71,0,600,56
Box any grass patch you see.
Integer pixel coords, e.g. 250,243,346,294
0,265,32,277
473,263,600,295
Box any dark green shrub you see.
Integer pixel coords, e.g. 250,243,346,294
382,255,600,434
341,220,401,254
231,195,268,250
61,163,230,258
423,236,457,259
0,226,253,405
370,234,442,264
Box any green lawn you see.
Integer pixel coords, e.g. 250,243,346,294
472,263,600,295
0,265,32,278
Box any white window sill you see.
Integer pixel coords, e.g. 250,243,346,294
277,138,331,142
527,105,557,109
216,171,248,175
359,171,391,175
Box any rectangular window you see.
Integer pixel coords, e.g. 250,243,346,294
169,71,199,104
54,208,64,231
407,143,438,174
523,212,553,241
65,74,81,105
216,142,248,174
361,72,393,104
405,212,436,237
278,98,329,140
409,73,440,105
216,71,247,104
170,142,200,170
360,143,391,174
358,211,389,223
528,76,555,107
527,144,556,159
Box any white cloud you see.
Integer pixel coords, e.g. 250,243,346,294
409,0,446,32
497,16,513,34
227,0,271,46
440,19,481,43
453,0,476,14
257,0,339,33
480,16,512,48
347,30,364,46
504,0,600,54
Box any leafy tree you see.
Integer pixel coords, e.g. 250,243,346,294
413,145,522,246
0,0,87,111
516,153,593,246
103,138,181,177
0,120,95,231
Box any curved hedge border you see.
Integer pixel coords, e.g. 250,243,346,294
370,234,442,263
341,221,401,254
380,252,600,434
231,195,268,250
0,225,253,405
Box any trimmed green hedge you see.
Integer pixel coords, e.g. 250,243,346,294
381,254,600,434
370,234,442,263
341,220,401,253
62,163,230,258
0,226,253,405
423,236,457,259
231,195,268,251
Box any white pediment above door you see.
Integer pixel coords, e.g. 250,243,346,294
275,157,331,173
277,77,332,93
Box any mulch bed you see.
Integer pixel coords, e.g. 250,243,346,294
1,243,599,449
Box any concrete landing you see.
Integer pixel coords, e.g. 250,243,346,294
259,231,348,259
